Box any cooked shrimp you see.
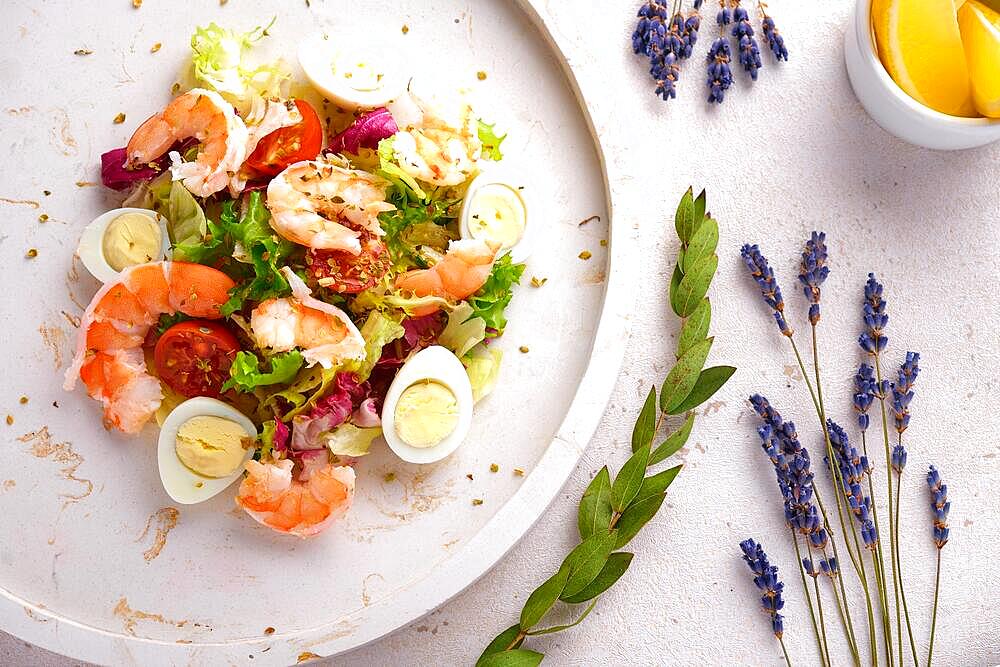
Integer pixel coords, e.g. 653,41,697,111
64,262,236,433
250,267,366,368
395,239,498,316
235,457,355,538
266,157,394,254
390,92,482,187
125,88,249,197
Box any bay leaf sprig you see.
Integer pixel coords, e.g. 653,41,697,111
476,188,735,667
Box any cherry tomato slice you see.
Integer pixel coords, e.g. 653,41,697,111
305,233,390,294
153,320,240,399
245,99,323,177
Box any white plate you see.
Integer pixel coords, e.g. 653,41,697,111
0,0,634,663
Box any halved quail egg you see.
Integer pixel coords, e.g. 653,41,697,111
77,207,170,283
298,33,407,110
459,168,530,263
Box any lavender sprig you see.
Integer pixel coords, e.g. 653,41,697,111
827,420,878,550
740,539,787,640
926,466,950,549
632,1,669,55
852,363,886,432
858,273,888,355
798,231,829,325
740,244,792,336
761,15,788,60
890,352,920,435
732,5,762,80
706,37,734,103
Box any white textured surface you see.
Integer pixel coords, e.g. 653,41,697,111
4,0,1000,666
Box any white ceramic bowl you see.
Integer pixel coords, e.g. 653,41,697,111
845,0,1000,150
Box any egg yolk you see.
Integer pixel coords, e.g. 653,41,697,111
175,415,250,478
102,212,161,272
467,183,526,250
394,381,460,448
331,53,386,92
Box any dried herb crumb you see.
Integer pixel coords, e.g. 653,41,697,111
113,112,126,124
477,71,487,81
264,627,275,635
52,401,59,408
466,473,474,481
26,248,38,259
219,0,228,5
38,214,48,223
600,239,608,247
471,498,483,506
132,0,142,8
74,49,93,56
43,190,51,196
150,42,161,53
383,472,396,483
578,250,592,260
401,24,409,34
489,463,499,473
514,468,525,476
19,396,28,404
530,276,547,288
519,345,529,354
5,416,12,426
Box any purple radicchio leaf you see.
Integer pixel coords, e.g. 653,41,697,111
328,107,399,154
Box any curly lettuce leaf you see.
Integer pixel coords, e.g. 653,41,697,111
222,350,304,394
477,120,506,161
378,185,459,271
464,344,503,402
351,277,453,316
265,364,340,419
468,253,525,336
343,311,405,382
377,137,426,201
439,301,486,358
190,19,289,112
256,419,289,460
324,423,381,457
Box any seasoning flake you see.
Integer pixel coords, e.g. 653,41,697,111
578,250,592,260
113,112,126,124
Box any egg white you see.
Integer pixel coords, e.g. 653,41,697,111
77,207,170,283
458,168,532,263
381,346,474,464
298,33,407,110
157,397,257,505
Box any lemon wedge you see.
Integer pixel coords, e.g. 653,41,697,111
872,0,978,116
958,0,1000,117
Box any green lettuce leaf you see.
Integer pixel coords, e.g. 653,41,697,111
190,19,289,112
257,420,279,460
222,350,304,393
351,278,453,316
468,253,525,336
477,120,506,161
439,302,486,358
265,364,340,419
343,311,405,382
146,174,208,257
377,136,426,201
464,344,503,402
324,423,381,457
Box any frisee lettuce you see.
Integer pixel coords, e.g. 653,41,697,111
377,137,426,201
222,350,304,393
343,311,405,382
468,253,525,336
439,302,486,358
477,120,506,161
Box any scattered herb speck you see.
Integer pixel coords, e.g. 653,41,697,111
38,214,48,223
150,42,161,53
5,416,12,426
113,112,126,124
472,498,484,506
19,396,28,405
383,472,396,483
477,71,487,81
513,467,525,476
490,463,499,473
530,276,547,288
26,248,38,259
519,345,529,354
578,250,592,260
74,49,93,56
402,24,410,34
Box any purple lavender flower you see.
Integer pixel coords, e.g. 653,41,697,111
717,5,733,26
680,14,702,58
820,557,839,578
633,1,669,55
858,273,888,355
740,538,786,638
828,420,878,549
802,558,820,578
853,363,876,431
732,6,762,80
890,351,920,434
761,16,788,61
741,244,792,336
798,231,829,325
651,51,681,100
892,445,907,474
706,37,734,104
927,466,950,549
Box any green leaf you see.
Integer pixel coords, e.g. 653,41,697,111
560,530,618,600
342,311,406,383
659,337,713,413
668,365,736,415
668,262,684,317
673,187,695,244
477,649,544,667
610,444,650,512
613,492,666,549
677,298,711,359
468,254,526,336
477,624,524,666
221,350,304,393
693,188,707,227
578,467,613,540
561,552,634,604
630,386,658,453
671,254,718,318
526,599,598,635
682,218,719,275
632,466,682,505
648,413,694,466
478,119,507,161
520,567,569,630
